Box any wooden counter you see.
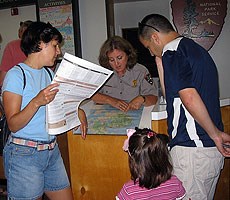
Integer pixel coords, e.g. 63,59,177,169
0,102,228,199
214,105,230,200
67,134,130,199
67,101,229,200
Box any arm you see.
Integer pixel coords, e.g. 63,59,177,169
0,42,14,77
155,56,165,97
77,108,87,139
128,95,157,110
0,70,7,87
179,88,230,157
0,43,11,86
128,64,158,110
91,92,129,112
3,83,59,132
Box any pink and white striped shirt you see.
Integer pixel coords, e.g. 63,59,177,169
116,175,185,200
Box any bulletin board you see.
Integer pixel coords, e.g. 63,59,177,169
37,0,81,57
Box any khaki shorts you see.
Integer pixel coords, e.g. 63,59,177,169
170,146,224,200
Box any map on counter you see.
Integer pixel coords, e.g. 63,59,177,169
75,101,144,135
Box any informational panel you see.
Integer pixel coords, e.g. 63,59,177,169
38,0,76,57
171,0,227,51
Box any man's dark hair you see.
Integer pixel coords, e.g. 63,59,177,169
138,14,175,39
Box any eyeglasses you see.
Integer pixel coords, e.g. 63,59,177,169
138,22,159,32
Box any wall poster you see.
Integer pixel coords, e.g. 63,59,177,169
171,0,227,51
38,0,81,57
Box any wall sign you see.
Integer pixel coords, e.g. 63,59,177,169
38,0,81,57
171,0,227,50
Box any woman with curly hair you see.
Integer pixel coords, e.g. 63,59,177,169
92,36,157,112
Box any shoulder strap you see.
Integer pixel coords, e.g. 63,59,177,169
44,67,53,81
16,64,26,89
15,65,52,90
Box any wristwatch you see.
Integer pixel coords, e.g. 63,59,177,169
140,95,146,103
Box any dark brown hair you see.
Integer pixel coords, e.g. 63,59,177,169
21,22,63,56
98,36,137,70
128,127,172,189
20,20,33,28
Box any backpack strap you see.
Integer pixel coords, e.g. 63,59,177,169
16,65,53,90
44,67,53,81
16,64,26,89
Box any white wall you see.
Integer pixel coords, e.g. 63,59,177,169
0,5,37,61
78,0,107,64
114,1,170,35
209,2,230,99
113,0,230,99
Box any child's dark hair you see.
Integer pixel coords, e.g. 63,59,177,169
21,21,63,56
128,127,172,189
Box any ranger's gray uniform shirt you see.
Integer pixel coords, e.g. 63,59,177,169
99,63,157,102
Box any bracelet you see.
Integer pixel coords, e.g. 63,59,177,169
140,95,146,103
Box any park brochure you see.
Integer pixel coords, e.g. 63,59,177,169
46,53,113,135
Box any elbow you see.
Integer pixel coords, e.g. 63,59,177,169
153,96,158,105
7,121,20,133
179,89,197,108
8,125,17,133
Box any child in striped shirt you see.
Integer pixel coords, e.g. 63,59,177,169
116,128,185,200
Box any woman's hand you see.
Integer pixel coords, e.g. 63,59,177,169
92,93,129,112
32,83,59,108
76,108,87,139
128,96,145,110
3,83,59,132
111,99,129,112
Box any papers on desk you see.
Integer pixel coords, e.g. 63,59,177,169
46,53,113,135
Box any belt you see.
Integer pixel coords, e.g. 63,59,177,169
10,137,56,151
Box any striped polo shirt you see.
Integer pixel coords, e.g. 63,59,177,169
117,175,185,200
162,37,223,149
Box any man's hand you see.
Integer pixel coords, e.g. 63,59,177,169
212,130,230,157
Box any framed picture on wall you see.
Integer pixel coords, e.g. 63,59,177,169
37,0,81,58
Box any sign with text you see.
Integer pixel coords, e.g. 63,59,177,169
171,0,227,50
38,0,71,8
38,0,75,56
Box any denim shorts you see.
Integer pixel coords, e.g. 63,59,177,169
3,141,70,200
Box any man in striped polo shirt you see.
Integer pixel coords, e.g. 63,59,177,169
138,14,230,200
